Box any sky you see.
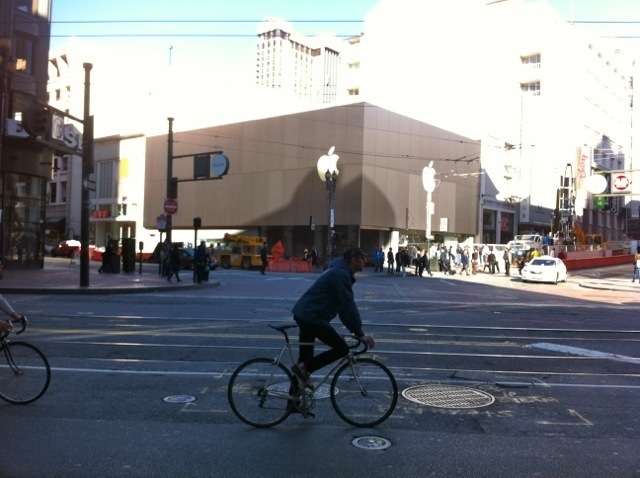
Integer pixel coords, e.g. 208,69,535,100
48,0,640,136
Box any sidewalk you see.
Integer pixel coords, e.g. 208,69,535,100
0,258,220,295
361,263,639,293
0,258,634,295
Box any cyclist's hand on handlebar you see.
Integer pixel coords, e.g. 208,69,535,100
0,320,13,333
360,335,375,349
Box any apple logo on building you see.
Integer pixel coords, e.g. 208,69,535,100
317,146,340,181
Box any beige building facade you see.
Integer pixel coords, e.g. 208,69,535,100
144,103,480,258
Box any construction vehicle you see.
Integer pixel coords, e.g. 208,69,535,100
506,233,543,255
217,233,268,270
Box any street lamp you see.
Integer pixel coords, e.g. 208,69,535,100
317,147,340,261
422,161,437,242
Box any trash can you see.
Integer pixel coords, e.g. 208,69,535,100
122,238,136,273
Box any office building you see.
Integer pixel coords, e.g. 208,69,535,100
0,0,53,268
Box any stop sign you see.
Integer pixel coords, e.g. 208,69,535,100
164,198,178,215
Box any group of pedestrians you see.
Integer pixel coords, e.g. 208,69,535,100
369,243,535,279
371,246,434,278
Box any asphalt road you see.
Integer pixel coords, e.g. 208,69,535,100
0,267,638,477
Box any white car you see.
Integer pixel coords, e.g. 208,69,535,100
521,256,568,284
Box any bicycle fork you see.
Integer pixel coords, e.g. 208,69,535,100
3,344,23,377
346,358,368,397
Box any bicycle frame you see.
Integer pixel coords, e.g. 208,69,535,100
266,326,364,400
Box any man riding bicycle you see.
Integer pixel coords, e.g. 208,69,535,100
291,247,375,388
0,261,27,333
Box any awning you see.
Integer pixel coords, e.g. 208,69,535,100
45,217,66,228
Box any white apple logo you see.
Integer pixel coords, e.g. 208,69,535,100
422,160,436,193
317,146,340,181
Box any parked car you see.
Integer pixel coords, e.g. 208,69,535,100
178,248,218,271
521,256,568,284
51,240,81,258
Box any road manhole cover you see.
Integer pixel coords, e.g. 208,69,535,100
352,436,392,450
402,384,495,409
267,382,331,400
163,395,196,404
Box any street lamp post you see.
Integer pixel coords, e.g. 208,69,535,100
422,161,437,242
317,147,340,262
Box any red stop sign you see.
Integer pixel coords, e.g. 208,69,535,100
164,198,178,215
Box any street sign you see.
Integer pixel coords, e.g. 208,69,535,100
83,179,96,191
612,174,631,194
164,198,178,215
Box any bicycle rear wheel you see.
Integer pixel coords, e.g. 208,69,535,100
331,357,398,427
0,341,51,404
227,358,294,428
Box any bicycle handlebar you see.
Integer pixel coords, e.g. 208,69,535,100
1,316,27,338
349,335,369,355
13,316,27,335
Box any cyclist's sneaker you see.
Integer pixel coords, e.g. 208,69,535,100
291,364,314,390
290,408,316,418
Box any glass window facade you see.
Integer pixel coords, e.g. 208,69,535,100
3,173,46,267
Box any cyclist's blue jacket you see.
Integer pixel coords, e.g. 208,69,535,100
292,258,364,337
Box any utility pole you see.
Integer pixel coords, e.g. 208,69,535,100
80,63,93,287
166,117,174,243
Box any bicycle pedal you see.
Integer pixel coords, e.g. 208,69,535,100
302,411,316,419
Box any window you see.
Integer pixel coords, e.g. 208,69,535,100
49,182,56,203
521,53,541,67
96,161,116,199
520,81,540,96
15,0,32,13
14,35,34,74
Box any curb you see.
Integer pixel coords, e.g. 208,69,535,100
0,280,221,295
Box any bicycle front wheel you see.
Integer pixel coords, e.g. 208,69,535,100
227,358,294,428
0,341,51,404
331,358,398,427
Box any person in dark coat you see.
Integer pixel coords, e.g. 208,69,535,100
260,242,268,275
194,241,209,283
387,248,395,275
167,244,181,282
290,247,375,388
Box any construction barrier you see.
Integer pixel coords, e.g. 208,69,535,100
267,259,313,273
562,254,634,271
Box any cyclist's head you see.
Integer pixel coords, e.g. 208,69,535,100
343,247,367,262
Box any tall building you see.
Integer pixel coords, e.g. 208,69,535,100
0,0,53,268
46,49,86,244
256,18,341,103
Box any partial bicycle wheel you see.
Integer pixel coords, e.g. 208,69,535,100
331,358,398,427
228,358,294,428
0,341,51,404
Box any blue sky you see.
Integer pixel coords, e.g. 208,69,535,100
48,0,639,137
50,0,379,74
50,0,640,69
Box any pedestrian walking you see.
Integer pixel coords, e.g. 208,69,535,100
166,243,181,282
460,248,470,276
260,242,268,275
503,249,511,276
387,248,395,275
632,255,640,282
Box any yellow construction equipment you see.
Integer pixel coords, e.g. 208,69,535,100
217,233,268,270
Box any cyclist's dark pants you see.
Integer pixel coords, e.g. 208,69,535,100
294,316,349,374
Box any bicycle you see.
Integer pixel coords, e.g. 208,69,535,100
227,323,398,428
0,318,51,404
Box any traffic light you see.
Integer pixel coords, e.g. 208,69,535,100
22,104,51,138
